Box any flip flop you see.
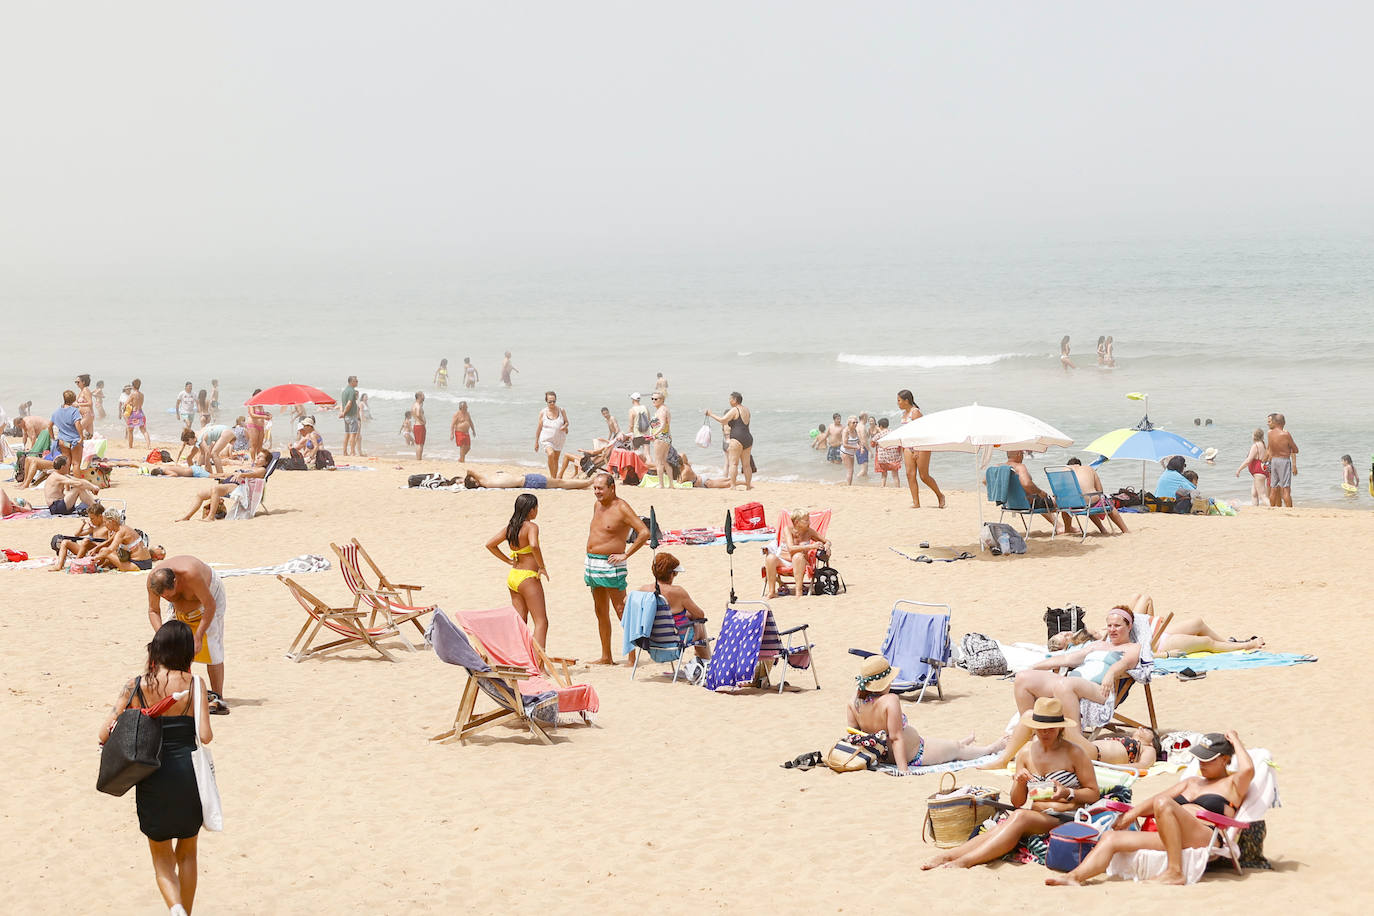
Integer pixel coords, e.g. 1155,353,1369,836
207,691,232,715
1177,668,1207,682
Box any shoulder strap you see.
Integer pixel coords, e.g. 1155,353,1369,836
129,675,147,710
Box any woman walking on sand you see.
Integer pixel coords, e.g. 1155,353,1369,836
99,621,214,915
895,389,944,508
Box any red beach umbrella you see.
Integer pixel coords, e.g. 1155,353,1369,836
245,384,337,407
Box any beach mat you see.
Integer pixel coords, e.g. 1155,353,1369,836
1155,651,1316,673
889,546,976,564
878,753,999,777
217,554,331,578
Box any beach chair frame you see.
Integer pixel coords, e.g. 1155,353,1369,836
1044,466,1110,542
732,600,820,694
628,591,713,684
331,538,434,644
453,607,594,724
848,599,952,703
277,575,409,662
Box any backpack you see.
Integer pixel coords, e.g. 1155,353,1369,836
812,565,845,596
1110,487,1141,508
981,522,1026,555
637,410,650,434
1044,605,1086,642
960,632,1008,676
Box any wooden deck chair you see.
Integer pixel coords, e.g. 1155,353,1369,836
847,599,952,702
985,465,1057,534
1044,466,1112,542
759,508,832,596
1090,611,1172,737
277,574,412,662
452,606,598,721
331,538,434,640
426,609,559,745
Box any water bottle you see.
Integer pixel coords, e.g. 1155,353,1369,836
998,532,1011,555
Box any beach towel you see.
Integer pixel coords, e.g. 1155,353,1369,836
224,478,265,520
2,508,54,521
705,608,767,690
883,609,948,692
0,557,55,571
217,555,331,578
985,465,1015,505
655,526,776,547
426,610,559,727
453,606,599,714
888,546,976,564
621,590,676,661
1155,651,1316,673
878,753,1000,777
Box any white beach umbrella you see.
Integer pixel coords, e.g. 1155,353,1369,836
880,403,1074,549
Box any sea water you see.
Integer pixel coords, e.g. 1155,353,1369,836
3,228,1369,507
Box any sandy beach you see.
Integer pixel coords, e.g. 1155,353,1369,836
2,439,1366,914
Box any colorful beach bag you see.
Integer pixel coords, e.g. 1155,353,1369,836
734,502,766,531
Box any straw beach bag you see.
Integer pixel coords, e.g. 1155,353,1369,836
922,773,1001,847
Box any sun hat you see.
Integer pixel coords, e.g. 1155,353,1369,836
855,655,898,693
1020,697,1068,729
1202,447,1219,463
1189,733,1235,761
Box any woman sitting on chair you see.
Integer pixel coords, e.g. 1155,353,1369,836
763,509,830,599
982,606,1141,768
1050,594,1264,656
923,698,1099,869
630,552,711,663
175,451,271,522
849,655,1004,776
1047,731,1252,886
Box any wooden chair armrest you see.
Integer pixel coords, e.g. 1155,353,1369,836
392,582,422,591
545,656,578,665
481,666,532,679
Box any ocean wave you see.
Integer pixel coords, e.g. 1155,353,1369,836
360,388,501,405
836,352,1026,369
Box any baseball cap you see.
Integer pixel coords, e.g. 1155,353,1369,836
1189,733,1235,761
630,392,641,400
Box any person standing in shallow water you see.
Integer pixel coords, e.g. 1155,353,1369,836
1060,336,1076,370
500,351,518,387
411,392,427,461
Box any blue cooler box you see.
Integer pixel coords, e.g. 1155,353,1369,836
1046,822,1100,871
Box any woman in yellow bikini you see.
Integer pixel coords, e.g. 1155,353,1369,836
485,493,551,647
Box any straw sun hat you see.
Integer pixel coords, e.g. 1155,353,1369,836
1020,697,1069,729
855,655,898,693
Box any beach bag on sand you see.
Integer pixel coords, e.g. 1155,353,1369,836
695,423,712,449
812,565,845,596
1044,605,1086,641
923,773,1002,847
981,522,1025,555
97,678,162,797
1110,487,1142,509
960,632,1007,676
191,676,223,831
825,737,880,773
734,502,766,531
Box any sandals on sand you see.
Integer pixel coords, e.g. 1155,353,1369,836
1177,668,1207,682
781,751,822,771
208,691,231,715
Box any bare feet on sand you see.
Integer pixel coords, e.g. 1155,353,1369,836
1044,874,1081,886
590,657,617,665
921,853,962,870
1152,870,1188,886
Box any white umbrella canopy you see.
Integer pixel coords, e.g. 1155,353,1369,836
879,403,1075,551
881,403,1074,453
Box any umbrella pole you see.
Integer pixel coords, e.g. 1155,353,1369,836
975,451,985,552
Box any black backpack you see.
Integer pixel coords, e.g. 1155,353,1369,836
637,411,650,433
1044,605,1086,641
812,565,845,596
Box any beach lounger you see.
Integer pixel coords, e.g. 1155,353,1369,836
848,600,952,702
330,538,434,641
1105,748,1279,883
452,606,598,720
277,575,413,662
759,508,832,596
1084,612,1172,737
1044,465,1110,542
426,609,559,745
703,600,818,694
622,589,711,683
985,465,1056,535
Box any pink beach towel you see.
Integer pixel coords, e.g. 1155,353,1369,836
453,606,599,714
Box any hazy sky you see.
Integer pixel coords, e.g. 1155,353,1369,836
5,1,1371,270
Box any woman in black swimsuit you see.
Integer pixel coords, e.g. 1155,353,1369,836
1047,730,1253,886
705,391,753,489
99,621,214,914
922,698,1099,869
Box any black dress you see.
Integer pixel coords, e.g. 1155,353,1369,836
136,716,203,841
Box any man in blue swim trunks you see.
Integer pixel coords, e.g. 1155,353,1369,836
585,473,650,665
825,413,844,463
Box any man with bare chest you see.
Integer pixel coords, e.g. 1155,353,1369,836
584,473,649,664
147,554,230,713
1266,412,1299,507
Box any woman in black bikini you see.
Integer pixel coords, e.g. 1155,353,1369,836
1047,731,1252,886
705,391,753,489
922,698,1099,869
1090,725,1160,767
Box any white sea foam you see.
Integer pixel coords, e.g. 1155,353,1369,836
835,353,1024,369
360,388,501,405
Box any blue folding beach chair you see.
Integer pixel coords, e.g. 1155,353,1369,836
1044,466,1109,542
623,590,711,683
848,600,952,702
985,464,1057,535
703,601,818,694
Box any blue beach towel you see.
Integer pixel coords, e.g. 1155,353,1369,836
1155,652,1317,674
882,609,948,691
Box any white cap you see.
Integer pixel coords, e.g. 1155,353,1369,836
630,392,641,400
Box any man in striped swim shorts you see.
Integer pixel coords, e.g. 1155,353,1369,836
585,473,650,665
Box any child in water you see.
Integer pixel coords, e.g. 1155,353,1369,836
400,410,415,445
1341,455,1359,493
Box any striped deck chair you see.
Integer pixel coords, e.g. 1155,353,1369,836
848,600,952,702
330,538,433,643
452,606,598,721
703,600,819,694
622,589,712,683
759,508,832,596
277,575,413,662
426,609,559,745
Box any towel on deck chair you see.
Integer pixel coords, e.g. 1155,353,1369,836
621,590,679,663
453,606,599,714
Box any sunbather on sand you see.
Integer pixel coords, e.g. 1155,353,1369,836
150,464,214,478
175,452,271,522
1089,725,1160,767
50,503,112,571
463,469,594,490
1047,731,1251,886
17,453,56,488
674,453,731,488
1061,457,1129,534
850,655,1003,775
92,510,166,571
981,606,1141,767
630,552,712,667
0,489,31,516
1049,594,1264,656
923,698,1099,869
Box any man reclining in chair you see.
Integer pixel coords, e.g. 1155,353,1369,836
1061,457,1129,534
1003,450,1060,533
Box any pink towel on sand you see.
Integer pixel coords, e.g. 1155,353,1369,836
453,606,599,714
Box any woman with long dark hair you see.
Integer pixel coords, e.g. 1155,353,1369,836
894,389,945,509
485,493,551,646
99,620,213,915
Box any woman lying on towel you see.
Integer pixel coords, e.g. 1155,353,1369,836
981,607,1141,768
1047,731,1252,886
923,698,1099,869
849,655,1005,776
1050,594,1265,656
463,469,594,490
